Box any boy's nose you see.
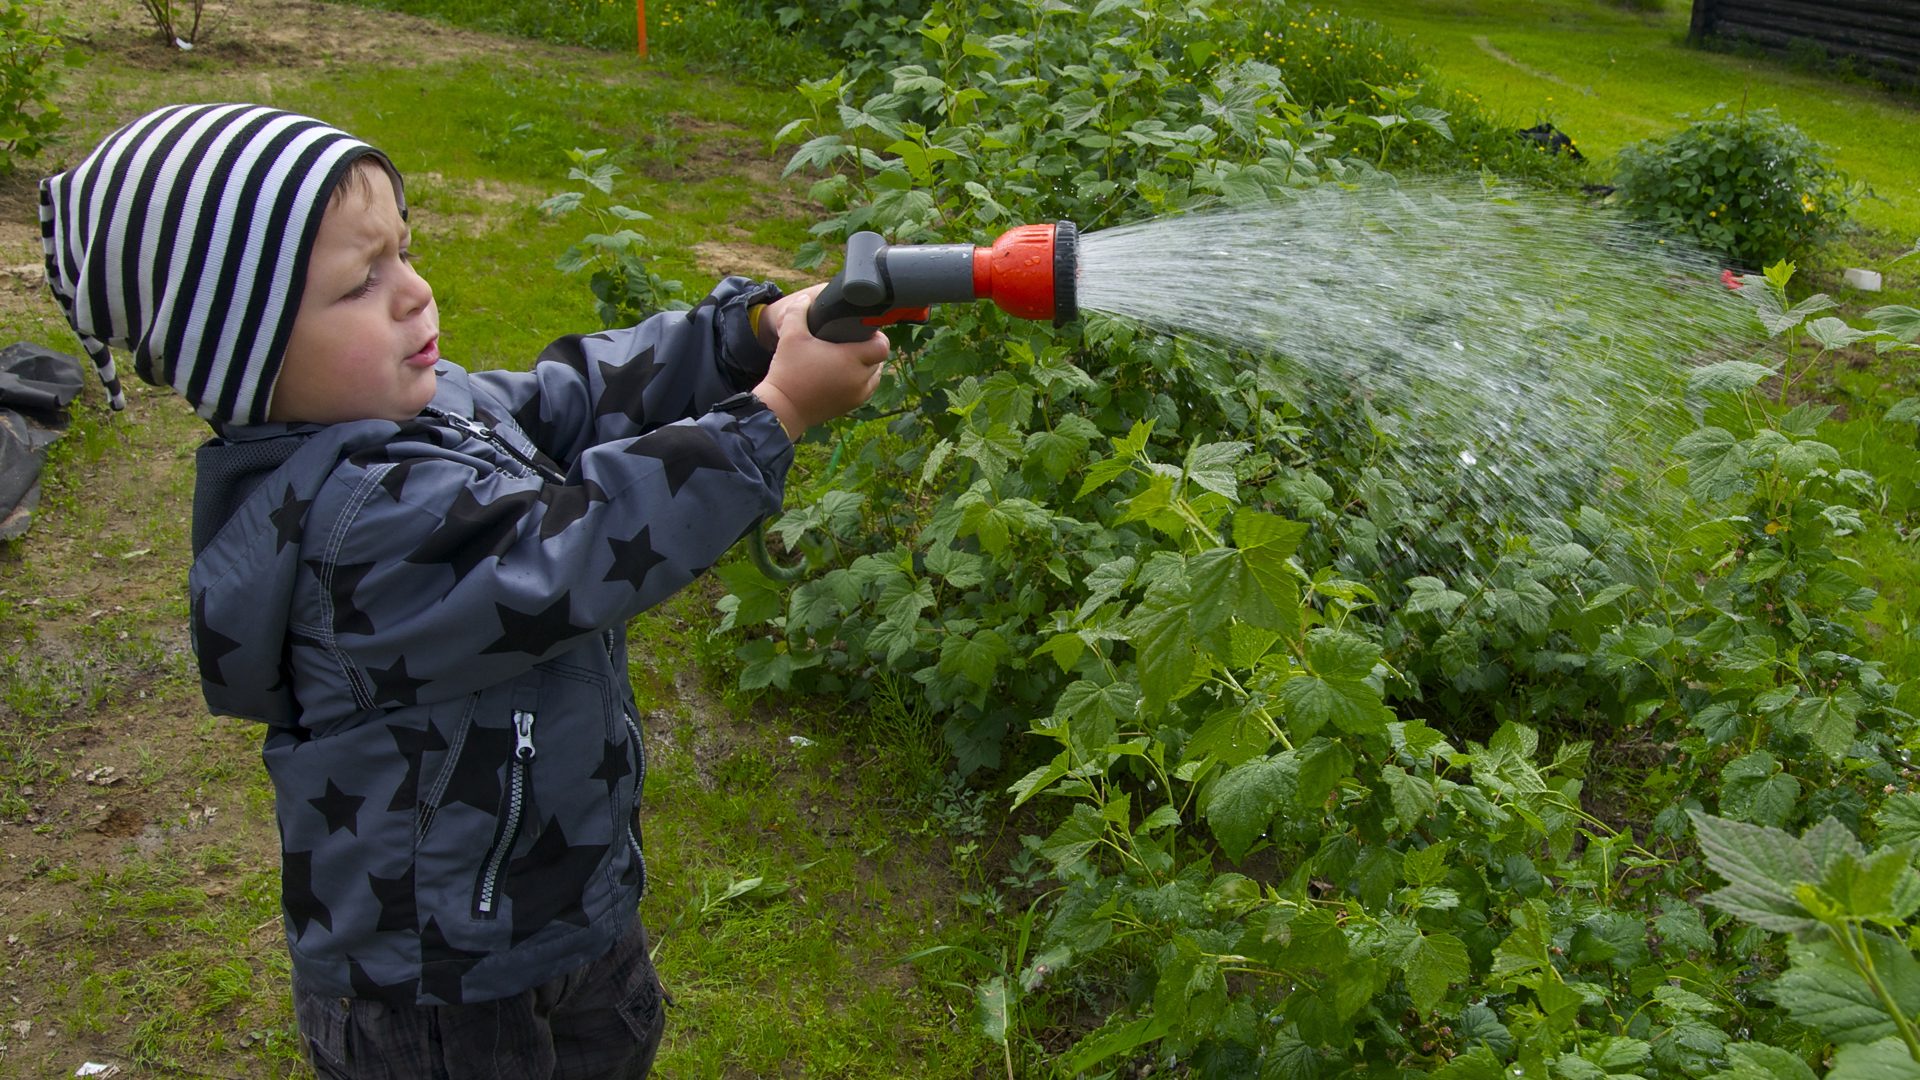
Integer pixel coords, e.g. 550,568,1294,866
395,259,434,317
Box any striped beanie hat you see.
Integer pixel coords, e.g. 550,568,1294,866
40,104,403,427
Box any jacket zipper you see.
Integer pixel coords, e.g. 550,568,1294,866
425,407,566,484
474,709,537,917
625,710,648,895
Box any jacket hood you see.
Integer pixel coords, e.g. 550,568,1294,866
189,369,476,726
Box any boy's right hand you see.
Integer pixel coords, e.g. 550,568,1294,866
752,283,890,441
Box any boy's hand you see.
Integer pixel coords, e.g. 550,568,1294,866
753,284,889,441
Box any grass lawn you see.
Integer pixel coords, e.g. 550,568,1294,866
1327,0,1920,240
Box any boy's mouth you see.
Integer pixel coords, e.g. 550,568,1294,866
405,336,440,368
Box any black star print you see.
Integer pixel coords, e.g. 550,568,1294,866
302,559,378,637
376,458,427,503
368,863,417,933
434,723,516,815
604,526,668,590
534,334,593,379
594,345,662,427
419,916,486,1005
503,817,609,945
510,392,568,464
536,477,608,540
404,486,538,581
269,485,311,553
480,596,593,659
307,779,365,836
347,958,418,1006
191,591,242,687
386,721,449,813
367,656,430,707
589,737,632,792
282,849,332,940
624,423,735,496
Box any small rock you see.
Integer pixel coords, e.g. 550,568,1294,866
9,1019,28,1037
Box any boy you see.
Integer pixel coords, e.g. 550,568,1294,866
40,103,887,1077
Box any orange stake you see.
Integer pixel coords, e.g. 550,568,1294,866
636,0,647,57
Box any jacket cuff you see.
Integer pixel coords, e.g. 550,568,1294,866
715,278,786,392
708,391,795,481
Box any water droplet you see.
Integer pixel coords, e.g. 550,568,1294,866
1458,450,1477,466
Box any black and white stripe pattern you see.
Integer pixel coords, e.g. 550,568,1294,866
40,104,401,427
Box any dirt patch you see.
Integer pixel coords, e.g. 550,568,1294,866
692,240,802,287
48,0,558,74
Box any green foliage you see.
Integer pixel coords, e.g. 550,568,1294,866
696,0,1920,1070
0,0,80,173
1694,812,1920,1074
540,147,688,326
1613,103,1861,269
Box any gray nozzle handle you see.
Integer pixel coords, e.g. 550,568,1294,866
809,231,893,343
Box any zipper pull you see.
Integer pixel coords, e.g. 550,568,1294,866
513,710,537,761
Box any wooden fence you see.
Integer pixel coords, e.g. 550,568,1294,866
1688,0,1920,88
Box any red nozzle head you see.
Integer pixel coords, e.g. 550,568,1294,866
972,222,1078,326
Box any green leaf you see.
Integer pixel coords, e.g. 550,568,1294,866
1788,689,1861,759
1829,1037,1920,1080
1689,811,1819,932
1130,588,1197,712
1278,666,1388,738
1674,426,1752,503
1774,932,1920,1045
938,627,1009,691
1874,793,1920,846
1039,804,1107,873
1805,316,1884,351
1206,753,1296,860
1183,440,1250,500
1689,360,1777,396
1405,576,1468,616
1867,305,1920,342
1008,752,1069,809
1061,1013,1172,1075
1403,931,1470,1012
1719,750,1799,827
1718,1043,1819,1080
1654,899,1714,955
975,976,1010,1044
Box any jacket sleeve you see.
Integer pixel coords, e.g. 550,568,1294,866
468,276,783,468
296,396,792,713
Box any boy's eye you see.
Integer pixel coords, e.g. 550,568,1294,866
345,271,378,300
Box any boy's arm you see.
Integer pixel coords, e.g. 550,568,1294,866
470,276,781,467
295,397,792,710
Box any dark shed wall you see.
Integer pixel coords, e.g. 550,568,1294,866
1689,0,1920,86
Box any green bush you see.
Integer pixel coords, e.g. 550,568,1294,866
1612,103,1860,269
703,0,1920,1070
0,0,80,173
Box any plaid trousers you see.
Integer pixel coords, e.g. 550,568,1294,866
293,916,666,1079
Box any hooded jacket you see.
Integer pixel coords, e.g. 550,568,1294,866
189,278,789,1005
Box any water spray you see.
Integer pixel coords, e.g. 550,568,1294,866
806,222,1080,342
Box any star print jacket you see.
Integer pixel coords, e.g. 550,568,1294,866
187,277,791,1006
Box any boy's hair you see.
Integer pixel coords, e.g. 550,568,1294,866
40,104,406,428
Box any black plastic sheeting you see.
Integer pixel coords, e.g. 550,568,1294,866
0,343,85,540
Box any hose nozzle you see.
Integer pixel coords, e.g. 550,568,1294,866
806,222,1079,343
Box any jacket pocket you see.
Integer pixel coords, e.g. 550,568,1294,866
472,707,537,918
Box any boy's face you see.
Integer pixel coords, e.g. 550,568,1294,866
269,164,439,424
